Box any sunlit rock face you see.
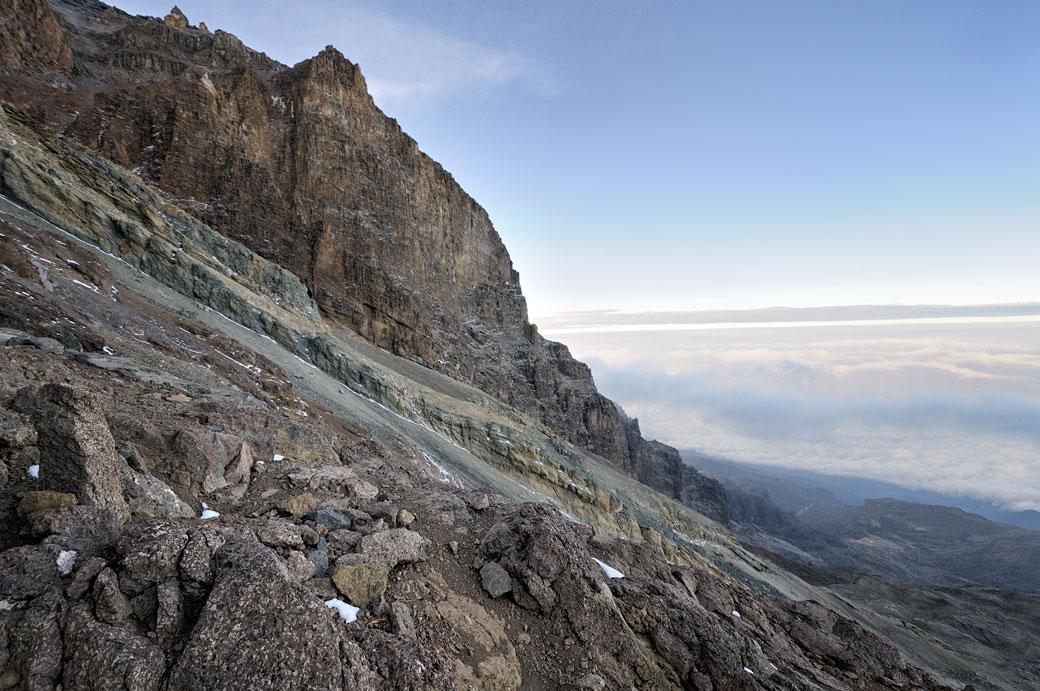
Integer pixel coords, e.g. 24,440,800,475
0,0,722,515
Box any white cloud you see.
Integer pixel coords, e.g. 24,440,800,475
546,307,1040,512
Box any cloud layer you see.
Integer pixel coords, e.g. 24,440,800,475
541,307,1040,511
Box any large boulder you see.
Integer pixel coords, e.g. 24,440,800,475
168,534,376,691
169,428,255,498
12,384,129,520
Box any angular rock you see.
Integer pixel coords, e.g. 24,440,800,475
480,561,513,599
94,567,133,624
359,529,426,570
9,592,63,689
390,601,416,639
17,490,77,516
288,550,316,581
179,527,225,586
62,605,165,691
12,384,130,519
0,545,62,599
66,556,108,600
305,543,329,578
307,508,352,532
170,428,254,498
280,492,317,518
287,466,378,501
396,509,416,527
168,535,363,690
25,505,124,557
332,563,389,608
118,521,190,585
119,463,193,519
256,519,305,549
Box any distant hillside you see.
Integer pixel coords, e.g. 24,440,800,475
689,453,1040,594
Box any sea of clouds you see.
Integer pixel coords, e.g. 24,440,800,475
538,306,1040,512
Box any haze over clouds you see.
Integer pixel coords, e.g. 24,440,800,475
539,305,1040,512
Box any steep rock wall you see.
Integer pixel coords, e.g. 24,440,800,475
0,0,727,520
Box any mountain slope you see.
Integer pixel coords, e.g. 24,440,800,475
0,0,729,522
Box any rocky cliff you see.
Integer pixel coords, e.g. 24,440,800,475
0,0,725,521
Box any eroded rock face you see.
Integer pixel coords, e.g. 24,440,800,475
0,0,724,522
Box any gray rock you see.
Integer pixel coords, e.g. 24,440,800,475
288,550,315,581
119,463,193,519
66,556,107,600
358,529,426,570
9,592,63,689
390,601,416,639
168,535,365,690
469,493,491,511
306,509,352,532
256,519,305,549
0,545,62,600
155,578,184,645
179,527,224,587
480,561,513,598
62,605,165,691
306,544,329,578
12,384,129,520
170,428,255,498
118,522,190,585
93,567,133,624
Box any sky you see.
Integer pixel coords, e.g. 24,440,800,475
112,0,1040,315
111,1,1040,510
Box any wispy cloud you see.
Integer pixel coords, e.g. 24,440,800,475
267,2,557,111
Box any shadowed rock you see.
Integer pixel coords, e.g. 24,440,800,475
13,384,129,520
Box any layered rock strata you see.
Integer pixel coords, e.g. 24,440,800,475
0,0,724,519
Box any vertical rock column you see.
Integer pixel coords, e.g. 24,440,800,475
13,383,129,520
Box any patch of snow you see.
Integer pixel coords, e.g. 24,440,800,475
743,666,754,675
56,550,77,576
200,509,220,520
27,465,39,479
769,662,777,670
325,598,360,623
102,346,116,355
731,610,741,618
71,279,101,293
273,454,285,461
592,557,624,579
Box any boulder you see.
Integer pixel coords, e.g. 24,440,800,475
256,519,305,549
358,529,426,570
307,508,352,532
168,535,374,690
331,563,388,608
169,428,254,498
17,490,77,516
62,605,165,691
119,464,193,519
279,493,317,518
12,384,129,519
480,561,513,599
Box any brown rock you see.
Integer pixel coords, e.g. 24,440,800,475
396,508,416,527
163,6,189,29
17,490,77,516
331,563,389,608
12,384,129,519
280,492,317,518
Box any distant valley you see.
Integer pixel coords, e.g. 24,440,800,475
688,453,1040,594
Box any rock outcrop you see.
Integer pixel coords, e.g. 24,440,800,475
0,0,722,522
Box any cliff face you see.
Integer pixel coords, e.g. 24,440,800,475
0,0,725,519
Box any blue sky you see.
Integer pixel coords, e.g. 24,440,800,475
115,0,1040,315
